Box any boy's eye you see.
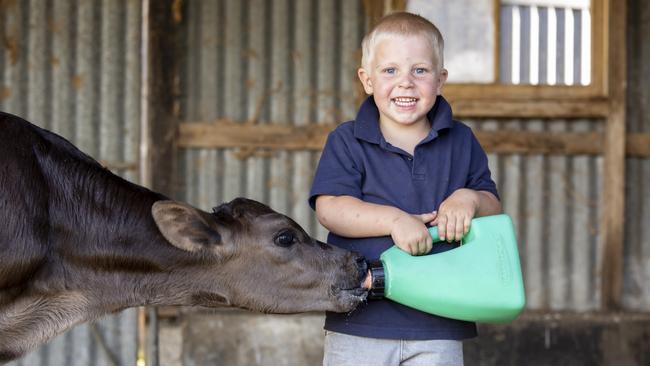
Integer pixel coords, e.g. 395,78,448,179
414,68,428,75
383,67,396,74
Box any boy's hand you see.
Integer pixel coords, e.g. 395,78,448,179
390,211,437,255
433,188,479,242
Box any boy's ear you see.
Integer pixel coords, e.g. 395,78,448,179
436,68,448,95
358,68,374,95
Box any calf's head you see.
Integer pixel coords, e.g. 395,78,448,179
152,197,368,313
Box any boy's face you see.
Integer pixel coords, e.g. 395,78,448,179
358,34,447,129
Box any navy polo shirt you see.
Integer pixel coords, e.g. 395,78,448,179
309,96,499,340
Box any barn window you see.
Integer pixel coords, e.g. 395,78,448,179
369,0,607,118
406,0,593,86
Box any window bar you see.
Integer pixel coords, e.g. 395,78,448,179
564,7,575,85
581,7,591,85
547,6,557,85
512,5,522,84
530,5,540,85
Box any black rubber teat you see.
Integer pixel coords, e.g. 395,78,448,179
367,260,385,299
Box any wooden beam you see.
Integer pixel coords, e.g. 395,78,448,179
178,121,332,150
140,1,184,363
449,98,610,118
443,83,606,100
627,133,650,157
591,0,608,97
362,0,407,26
178,121,650,157
474,131,602,155
148,0,182,197
361,0,386,27
600,0,626,311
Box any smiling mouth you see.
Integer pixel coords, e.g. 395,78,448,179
392,97,418,107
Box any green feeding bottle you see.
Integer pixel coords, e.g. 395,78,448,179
367,214,526,323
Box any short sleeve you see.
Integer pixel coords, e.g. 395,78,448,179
309,128,363,210
466,132,500,200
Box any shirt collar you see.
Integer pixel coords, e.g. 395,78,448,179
354,95,454,145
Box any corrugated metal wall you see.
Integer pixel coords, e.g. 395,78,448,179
1,0,142,364
467,118,604,311
177,0,366,245
497,1,604,310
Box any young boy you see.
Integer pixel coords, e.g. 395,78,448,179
308,12,502,366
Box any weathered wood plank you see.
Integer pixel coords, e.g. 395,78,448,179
600,0,627,310
448,98,610,118
177,121,650,157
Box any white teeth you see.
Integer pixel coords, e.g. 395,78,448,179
393,97,417,107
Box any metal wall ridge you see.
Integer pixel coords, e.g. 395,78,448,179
1,0,142,364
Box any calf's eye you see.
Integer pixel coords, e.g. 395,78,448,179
274,230,296,247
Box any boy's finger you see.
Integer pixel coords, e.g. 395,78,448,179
414,241,422,256
463,216,471,234
446,217,456,242
447,217,460,243
420,235,430,254
437,215,447,240
424,235,433,254
454,216,465,241
419,211,437,223
404,241,412,255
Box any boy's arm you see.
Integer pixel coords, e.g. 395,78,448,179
434,188,502,242
475,190,502,216
432,128,501,242
315,195,437,255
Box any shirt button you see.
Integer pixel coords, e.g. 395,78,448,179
407,157,413,161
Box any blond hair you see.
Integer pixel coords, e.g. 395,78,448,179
361,12,444,71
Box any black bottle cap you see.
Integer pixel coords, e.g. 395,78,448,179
367,260,385,299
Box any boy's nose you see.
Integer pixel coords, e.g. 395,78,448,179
397,74,414,87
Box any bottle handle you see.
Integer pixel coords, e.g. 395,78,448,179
428,226,443,243
428,226,467,245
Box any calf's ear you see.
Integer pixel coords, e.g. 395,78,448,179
152,200,222,252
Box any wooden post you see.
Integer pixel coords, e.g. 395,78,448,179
148,0,182,198
600,0,627,310
138,0,183,365
361,0,407,26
